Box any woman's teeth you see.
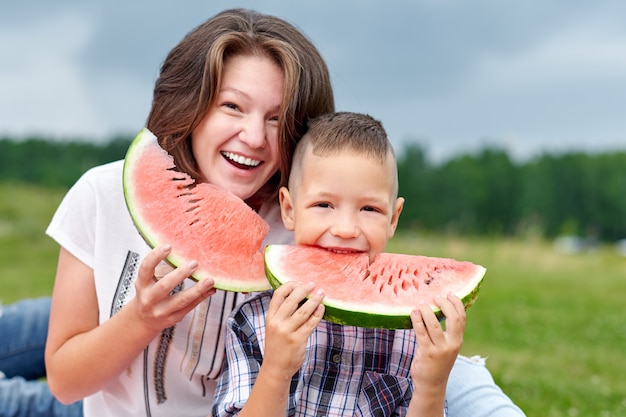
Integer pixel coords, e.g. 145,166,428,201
222,152,261,167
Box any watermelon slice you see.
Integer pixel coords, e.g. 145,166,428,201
264,245,486,329
122,128,271,292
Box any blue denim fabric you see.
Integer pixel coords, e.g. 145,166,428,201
446,355,526,417
0,297,83,417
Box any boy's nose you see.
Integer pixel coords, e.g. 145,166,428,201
330,221,359,239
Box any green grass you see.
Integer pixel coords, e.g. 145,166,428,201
387,233,626,417
0,183,66,301
2,182,625,416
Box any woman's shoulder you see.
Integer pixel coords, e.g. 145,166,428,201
67,160,124,197
81,160,124,181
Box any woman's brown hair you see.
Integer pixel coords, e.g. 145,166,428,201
146,8,334,205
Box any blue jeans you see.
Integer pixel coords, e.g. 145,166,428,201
0,297,82,417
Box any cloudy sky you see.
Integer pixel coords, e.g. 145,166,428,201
2,1,625,162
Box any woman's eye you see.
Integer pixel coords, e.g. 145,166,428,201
223,102,239,111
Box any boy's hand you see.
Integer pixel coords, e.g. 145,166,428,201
264,281,325,378
409,293,466,389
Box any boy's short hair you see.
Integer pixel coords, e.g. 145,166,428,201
290,111,398,195
293,111,394,166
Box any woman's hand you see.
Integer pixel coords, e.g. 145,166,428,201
131,244,217,333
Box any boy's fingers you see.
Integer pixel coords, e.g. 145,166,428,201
268,281,311,319
292,288,324,323
438,293,466,335
410,309,428,340
267,281,298,317
411,306,435,345
444,292,465,315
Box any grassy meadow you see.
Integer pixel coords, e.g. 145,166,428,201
1,182,625,416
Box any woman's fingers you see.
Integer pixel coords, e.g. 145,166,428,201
134,245,215,327
137,245,172,289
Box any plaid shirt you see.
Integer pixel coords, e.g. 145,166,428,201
213,291,448,416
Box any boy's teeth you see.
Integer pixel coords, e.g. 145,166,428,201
223,152,261,167
332,249,353,254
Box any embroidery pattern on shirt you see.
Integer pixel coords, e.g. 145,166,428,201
153,282,183,404
111,250,139,316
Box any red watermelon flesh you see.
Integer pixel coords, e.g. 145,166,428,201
265,245,486,329
123,128,271,292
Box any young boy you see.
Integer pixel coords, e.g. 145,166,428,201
212,112,466,417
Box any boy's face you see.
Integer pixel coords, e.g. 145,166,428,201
279,149,404,263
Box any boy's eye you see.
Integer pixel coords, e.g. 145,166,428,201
362,206,381,213
315,202,331,208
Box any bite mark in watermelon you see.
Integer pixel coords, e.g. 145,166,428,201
122,128,271,292
264,245,486,329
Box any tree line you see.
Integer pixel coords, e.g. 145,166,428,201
0,136,131,188
397,144,626,242
2,136,625,242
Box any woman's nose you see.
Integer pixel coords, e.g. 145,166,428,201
239,116,266,148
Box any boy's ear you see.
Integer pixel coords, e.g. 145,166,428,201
388,197,405,238
279,186,296,231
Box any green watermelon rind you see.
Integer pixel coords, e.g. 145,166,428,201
122,128,271,293
264,244,486,330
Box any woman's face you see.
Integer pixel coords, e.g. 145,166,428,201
191,54,284,201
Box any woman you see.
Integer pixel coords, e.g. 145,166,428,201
44,8,333,416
